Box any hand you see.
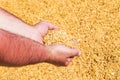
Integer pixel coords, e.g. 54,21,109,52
33,21,80,66
46,45,80,66
34,21,59,44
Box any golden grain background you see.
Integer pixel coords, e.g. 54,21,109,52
0,0,120,80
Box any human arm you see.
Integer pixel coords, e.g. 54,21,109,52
0,7,80,66
0,7,39,42
0,29,49,66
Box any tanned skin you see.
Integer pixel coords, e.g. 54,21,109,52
0,7,80,66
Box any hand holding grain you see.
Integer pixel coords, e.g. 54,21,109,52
0,7,80,66
34,21,80,66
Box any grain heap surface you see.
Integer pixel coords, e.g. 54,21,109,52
0,0,120,80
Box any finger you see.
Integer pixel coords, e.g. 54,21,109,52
68,49,81,57
65,58,72,66
67,58,72,62
34,21,59,37
56,57,67,66
65,61,70,66
37,40,44,44
41,21,59,30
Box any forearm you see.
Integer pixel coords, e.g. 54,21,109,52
0,7,38,41
0,29,49,66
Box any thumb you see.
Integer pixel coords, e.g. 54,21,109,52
34,22,49,37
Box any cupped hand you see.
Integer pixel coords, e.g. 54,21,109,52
33,21,80,66
46,45,80,66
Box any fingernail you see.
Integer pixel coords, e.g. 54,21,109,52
76,49,81,56
78,51,81,56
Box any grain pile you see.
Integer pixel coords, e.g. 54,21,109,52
0,0,120,80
